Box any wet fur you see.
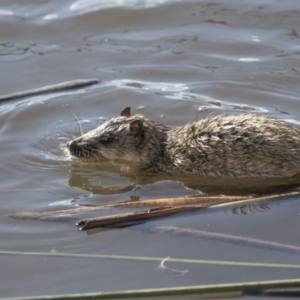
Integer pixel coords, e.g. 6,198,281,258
67,108,300,178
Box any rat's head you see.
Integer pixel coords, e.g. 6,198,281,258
67,107,169,167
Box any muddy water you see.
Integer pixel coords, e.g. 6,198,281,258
1,0,300,298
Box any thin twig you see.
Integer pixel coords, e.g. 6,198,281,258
103,195,250,208
208,191,300,210
157,256,189,275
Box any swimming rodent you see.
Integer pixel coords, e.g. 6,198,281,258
67,107,300,179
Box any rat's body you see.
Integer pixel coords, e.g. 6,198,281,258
67,107,300,178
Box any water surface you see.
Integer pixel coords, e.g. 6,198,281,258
1,0,300,298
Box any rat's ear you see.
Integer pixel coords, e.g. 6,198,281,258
121,107,131,117
129,119,143,136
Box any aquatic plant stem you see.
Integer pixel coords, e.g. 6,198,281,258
1,250,300,269
2,278,300,300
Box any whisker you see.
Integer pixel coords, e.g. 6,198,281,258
92,153,100,162
70,109,83,135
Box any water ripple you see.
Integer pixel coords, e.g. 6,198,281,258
105,79,268,112
70,0,182,13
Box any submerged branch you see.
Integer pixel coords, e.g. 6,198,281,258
0,79,99,102
77,205,207,230
76,191,300,230
11,191,300,231
153,225,300,254
11,195,250,222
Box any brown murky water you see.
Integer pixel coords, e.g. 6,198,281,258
1,0,300,298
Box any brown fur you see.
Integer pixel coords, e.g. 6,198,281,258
67,108,300,178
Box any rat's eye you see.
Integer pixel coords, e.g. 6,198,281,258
99,137,113,144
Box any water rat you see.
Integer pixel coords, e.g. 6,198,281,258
67,107,300,178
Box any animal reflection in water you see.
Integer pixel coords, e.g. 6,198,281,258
67,108,300,204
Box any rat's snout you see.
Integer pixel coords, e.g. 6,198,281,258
67,137,94,158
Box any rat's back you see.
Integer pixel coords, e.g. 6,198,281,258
165,114,300,178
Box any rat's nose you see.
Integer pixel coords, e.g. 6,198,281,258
67,139,86,157
67,141,76,152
